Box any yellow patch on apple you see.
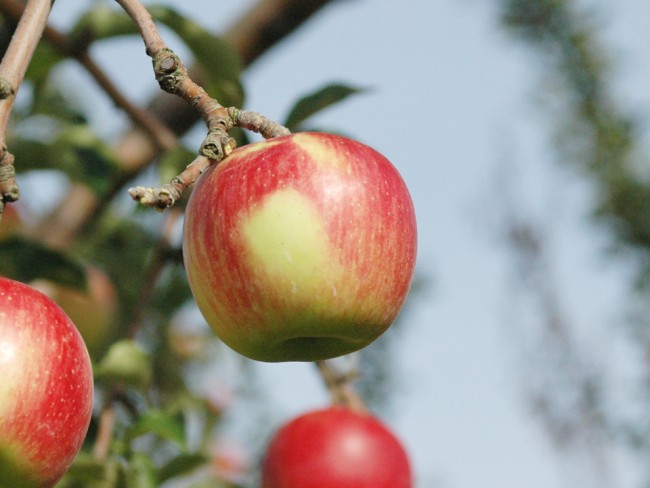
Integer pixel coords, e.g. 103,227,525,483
292,133,349,170
241,187,344,305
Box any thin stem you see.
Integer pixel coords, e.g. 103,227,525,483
113,0,165,55
0,0,51,205
129,155,212,210
115,0,241,207
229,107,291,139
93,396,116,460
315,360,366,413
115,0,235,158
0,0,50,102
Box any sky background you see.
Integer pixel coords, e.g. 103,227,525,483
40,1,650,486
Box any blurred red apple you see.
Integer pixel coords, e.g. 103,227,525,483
31,266,118,357
261,406,412,488
0,277,93,488
183,132,417,362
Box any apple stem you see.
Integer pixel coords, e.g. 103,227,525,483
229,107,291,139
129,155,213,210
93,401,116,461
315,360,367,413
118,0,292,211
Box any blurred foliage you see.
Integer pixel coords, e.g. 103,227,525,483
0,2,403,487
501,0,649,258
499,0,650,482
0,236,87,288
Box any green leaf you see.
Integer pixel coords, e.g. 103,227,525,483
13,78,87,126
148,5,244,107
188,482,231,488
68,4,139,47
126,408,187,448
25,43,64,89
125,453,156,488
284,83,367,131
58,453,106,482
78,216,157,322
156,453,208,484
0,236,87,289
56,125,122,194
50,453,122,488
158,145,196,184
96,339,153,388
10,125,121,194
149,262,193,320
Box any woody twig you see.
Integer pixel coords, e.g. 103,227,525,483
116,0,290,210
0,0,52,216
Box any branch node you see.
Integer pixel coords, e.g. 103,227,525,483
200,129,236,161
129,155,213,210
152,48,184,94
128,183,181,211
228,107,291,139
0,77,14,99
0,150,19,202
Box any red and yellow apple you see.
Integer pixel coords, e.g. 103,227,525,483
182,132,417,362
0,277,93,488
261,406,412,488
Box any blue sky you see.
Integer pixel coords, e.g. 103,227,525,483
44,1,650,486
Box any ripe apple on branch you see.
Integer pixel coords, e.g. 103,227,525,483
183,132,417,362
261,360,412,487
261,406,412,488
112,0,418,363
0,0,418,485
0,277,93,488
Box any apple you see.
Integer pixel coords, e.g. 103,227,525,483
31,266,118,358
260,406,412,488
0,277,94,488
182,132,417,362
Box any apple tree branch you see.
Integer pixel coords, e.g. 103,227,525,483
0,0,51,216
116,0,291,210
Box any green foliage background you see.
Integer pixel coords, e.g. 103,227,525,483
0,2,406,487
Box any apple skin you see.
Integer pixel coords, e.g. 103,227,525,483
0,277,94,488
183,132,417,362
261,406,412,488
